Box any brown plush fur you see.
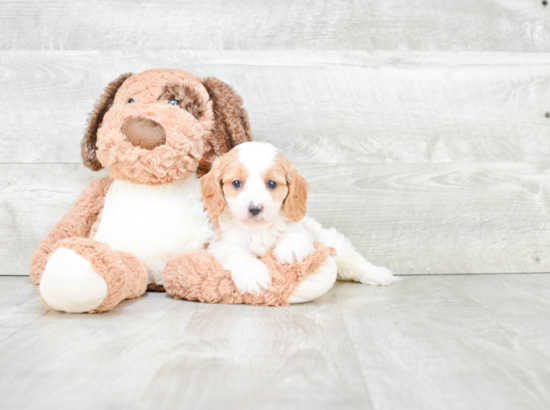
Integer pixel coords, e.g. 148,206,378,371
198,77,252,177
200,149,241,221
160,83,204,119
43,238,148,313
29,177,114,284
81,69,252,184
163,242,336,306
82,73,133,171
281,163,309,223
93,69,214,185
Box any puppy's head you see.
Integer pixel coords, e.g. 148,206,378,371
202,142,309,226
81,69,251,185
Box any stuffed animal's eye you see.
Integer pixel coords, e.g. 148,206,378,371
267,180,277,189
168,99,178,106
232,180,242,189
128,99,135,103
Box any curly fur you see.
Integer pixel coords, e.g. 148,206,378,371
29,177,114,284
163,242,336,306
82,73,133,171
45,237,148,313
198,77,252,176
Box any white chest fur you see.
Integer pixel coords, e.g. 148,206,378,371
94,176,213,285
214,210,288,257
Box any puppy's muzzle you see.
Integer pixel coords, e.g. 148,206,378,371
121,117,167,150
248,204,263,217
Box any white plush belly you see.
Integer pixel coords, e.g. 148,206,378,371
94,176,213,285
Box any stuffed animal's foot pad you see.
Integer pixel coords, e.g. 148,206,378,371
288,256,337,304
40,248,108,313
40,237,147,313
359,265,394,286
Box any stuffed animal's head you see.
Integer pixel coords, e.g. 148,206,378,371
81,69,252,184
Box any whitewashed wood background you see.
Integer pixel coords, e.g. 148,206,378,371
0,0,549,275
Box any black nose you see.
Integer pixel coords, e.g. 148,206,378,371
248,204,263,217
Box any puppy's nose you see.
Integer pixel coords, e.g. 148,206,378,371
248,204,263,217
121,117,166,150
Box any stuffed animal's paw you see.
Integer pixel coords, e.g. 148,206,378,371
224,258,272,295
40,247,108,313
359,265,394,286
273,233,316,264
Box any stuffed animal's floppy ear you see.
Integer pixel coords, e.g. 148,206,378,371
81,73,133,171
283,167,309,223
201,158,227,221
202,77,252,156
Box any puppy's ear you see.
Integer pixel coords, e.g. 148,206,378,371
81,73,133,171
283,166,309,222
201,158,227,221
202,77,252,156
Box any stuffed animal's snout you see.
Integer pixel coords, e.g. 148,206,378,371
82,69,252,184
121,117,166,150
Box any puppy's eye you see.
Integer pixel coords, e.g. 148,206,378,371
168,99,178,106
128,99,135,103
232,180,242,189
267,180,277,189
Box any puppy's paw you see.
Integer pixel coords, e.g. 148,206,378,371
226,259,272,295
359,265,394,286
273,234,316,264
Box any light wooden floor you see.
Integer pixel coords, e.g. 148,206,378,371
1,275,549,410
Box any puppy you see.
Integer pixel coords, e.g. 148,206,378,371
201,141,394,295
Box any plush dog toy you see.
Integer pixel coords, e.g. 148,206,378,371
29,69,337,312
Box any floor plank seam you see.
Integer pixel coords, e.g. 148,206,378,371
0,309,50,346
333,294,376,410
396,272,550,276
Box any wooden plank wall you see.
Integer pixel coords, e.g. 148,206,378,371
0,1,549,275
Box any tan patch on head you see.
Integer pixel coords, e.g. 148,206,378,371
220,154,248,201
201,148,246,220
262,153,290,204
269,152,309,222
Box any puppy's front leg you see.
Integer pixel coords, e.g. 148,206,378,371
273,229,315,264
217,251,273,295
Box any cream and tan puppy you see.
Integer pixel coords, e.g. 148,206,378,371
202,141,394,295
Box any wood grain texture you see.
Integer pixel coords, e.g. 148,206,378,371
1,275,550,409
2,162,548,276
335,274,550,410
0,0,548,52
0,279,372,410
0,51,549,164
304,162,550,274
0,276,47,343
